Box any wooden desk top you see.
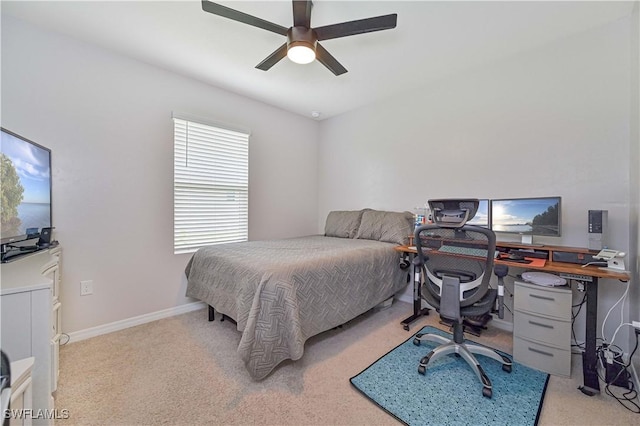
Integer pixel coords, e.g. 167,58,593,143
395,245,630,281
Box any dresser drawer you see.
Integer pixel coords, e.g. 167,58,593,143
514,311,570,349
514,336,571,377
52,301,62,338
514,281,571,320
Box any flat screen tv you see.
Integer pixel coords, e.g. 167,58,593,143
0,128,52,246
466,199,490,228
490,197,561,244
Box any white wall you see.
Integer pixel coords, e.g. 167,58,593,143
1,16,320,333
629,2,640,377
319,17,635,345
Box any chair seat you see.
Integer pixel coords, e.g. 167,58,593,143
423,287,497,320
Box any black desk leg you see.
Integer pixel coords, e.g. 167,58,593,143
580,277,600,396
401,258,430,331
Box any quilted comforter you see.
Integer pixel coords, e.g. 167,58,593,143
185,235,408,380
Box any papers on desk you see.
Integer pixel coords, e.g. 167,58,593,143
522,271,567,287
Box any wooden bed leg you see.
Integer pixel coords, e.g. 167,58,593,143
208,305,215,322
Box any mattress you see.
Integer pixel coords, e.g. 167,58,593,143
185,235,408,379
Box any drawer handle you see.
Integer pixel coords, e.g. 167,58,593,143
528,320,554,329
528,347,554,357
529,294,555,301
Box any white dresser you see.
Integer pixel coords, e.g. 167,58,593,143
9,357,35,426
513,280,572,377
1,248,62,425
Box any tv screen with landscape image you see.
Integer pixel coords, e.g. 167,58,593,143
466,199,490,228
490,197,561,237
1,128,52,245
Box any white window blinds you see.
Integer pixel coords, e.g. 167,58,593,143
173,117,249,254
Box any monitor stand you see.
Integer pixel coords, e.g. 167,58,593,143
520,234,545,247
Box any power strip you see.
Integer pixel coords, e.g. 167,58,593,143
600,348,631,388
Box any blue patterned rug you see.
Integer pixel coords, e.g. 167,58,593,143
350,326,549,426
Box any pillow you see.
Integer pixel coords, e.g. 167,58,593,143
356,210,414,245
324,210,366,238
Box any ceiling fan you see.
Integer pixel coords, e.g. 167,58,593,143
201,0,398,76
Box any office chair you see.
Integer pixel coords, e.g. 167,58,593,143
412,199,512,398
1,350,10,426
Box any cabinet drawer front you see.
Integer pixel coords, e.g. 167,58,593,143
514,311,570,349
514,336,571,377
52,270,60,302
51,339,60,392
515,282,571,320
52,302,62,337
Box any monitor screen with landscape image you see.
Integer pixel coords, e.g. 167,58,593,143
490,197,561,238
466,199,490,228
1,128,52,246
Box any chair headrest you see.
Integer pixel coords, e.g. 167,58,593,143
428,199,479,228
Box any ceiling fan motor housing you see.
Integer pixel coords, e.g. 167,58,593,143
287,26,317,52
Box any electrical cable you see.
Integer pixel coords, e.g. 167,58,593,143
601,280,629,344
602,330,640,413
571,289,587,351
610,322,635,348
59,333,70,345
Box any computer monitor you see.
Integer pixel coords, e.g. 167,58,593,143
490,197,561,245
466,199,490,228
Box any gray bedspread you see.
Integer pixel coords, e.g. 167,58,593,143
185,235,408,380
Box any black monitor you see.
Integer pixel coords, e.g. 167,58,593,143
490,197,561,245
0,128,52,247
466,199,490,228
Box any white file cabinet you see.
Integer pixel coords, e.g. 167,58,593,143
513,280,572,377
41,247,62,392
9,357,35,426
1,248,62,425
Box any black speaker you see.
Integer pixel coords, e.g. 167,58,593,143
38,227,53,246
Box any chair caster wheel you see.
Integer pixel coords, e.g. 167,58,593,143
413,338,421,346
482,387,492,398
502,364,512,373
418,365,426,375
403,324,410,331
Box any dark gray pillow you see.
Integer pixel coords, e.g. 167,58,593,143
355,210,414,245
324,210,366,238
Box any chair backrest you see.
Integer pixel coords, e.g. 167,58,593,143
415,199,496,308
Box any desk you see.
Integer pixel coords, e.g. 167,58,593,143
395,242,630,396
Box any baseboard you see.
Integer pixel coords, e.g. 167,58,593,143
66,301,207,343
490,317,513,333
397,293,413,305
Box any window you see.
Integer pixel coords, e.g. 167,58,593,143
173,115,249,254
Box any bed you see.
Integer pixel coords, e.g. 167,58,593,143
185,209,413,380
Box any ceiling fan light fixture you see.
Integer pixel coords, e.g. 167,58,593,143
287,42,316,64
286,26,317,65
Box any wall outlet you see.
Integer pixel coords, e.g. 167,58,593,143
80,280,93,296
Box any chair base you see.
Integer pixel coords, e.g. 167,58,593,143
413,332,513,398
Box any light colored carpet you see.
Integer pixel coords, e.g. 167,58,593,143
55,301,637,425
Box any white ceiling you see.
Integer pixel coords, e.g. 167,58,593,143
2,1,635,120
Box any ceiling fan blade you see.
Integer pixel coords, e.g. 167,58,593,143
202,0,288,36
255,43,288,71
315,43,347,76
292,0,313,28
314,14,397,41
